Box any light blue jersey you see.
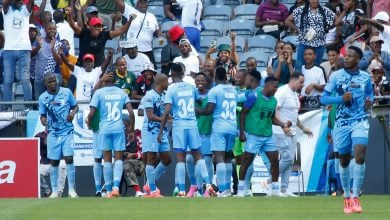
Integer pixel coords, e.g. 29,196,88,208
39,87,77,136
324,69,373,125
90,86,130,134
165,82,199,129
208,84,238,134
143,89,166,135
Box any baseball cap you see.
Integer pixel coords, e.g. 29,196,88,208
368,59,384,73
179,38,190,46
370,36,384,44
86,6,98,14
141,63,157,75
373,11,389,22
83,53,95,62
121,39,138,49
28,24,38,29
168,25,185,42
89,17,103,26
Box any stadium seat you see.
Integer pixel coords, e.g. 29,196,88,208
248,34,277,56
154,51,162,72
161,21,181,35
74,37,80,57
12,83,25,111
147,5,165,25
227,19,255,40
216,35,246,53
152,37,168,57
200,36,218,54
224,0,241,9
233,4,258,20
282,35,299,47
203,5,232,22
201,20,225,37
291,142,305,196
148,0,163,6
239,51,269,69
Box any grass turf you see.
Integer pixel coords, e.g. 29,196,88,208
0,195,389,220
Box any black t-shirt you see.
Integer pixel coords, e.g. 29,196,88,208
163,0,182,18
161,42,181,75
77,28,112,67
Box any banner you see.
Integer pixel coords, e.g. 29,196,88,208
0,138,40,198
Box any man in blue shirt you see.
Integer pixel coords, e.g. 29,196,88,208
39,73,79,198
321,46,373,214
158,63,215,197
196,66,238,197
86,73,135,198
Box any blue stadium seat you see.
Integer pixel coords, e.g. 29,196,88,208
154,51,162,72
203,5,232,22
148,0,163,6
248,34,277,56
282,35,299,46
148,5,165,25
227,19,255,40
161,21,181,35
74,37,80,56
224,0,241,9
201,20,225,37
239,51,269,69
200,36,218,54
216,35,246,53
233,4,258,20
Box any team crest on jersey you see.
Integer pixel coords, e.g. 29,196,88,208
127,78,131,84
82,82,94,98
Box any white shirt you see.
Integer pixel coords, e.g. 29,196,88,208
3,6,32,50
380,25,390,53
177,0,202,30
173,55,199,76
273,84,300,135
57,21,75,55
123,4,159,52
73,66,102,101
123,53,151,77
301,65,326,96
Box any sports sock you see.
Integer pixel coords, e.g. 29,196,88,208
196,159,210,184
154,162,167,181
238,180,244,191
216,163,226,192
186,154,196,185
66,163,76,192
271,182,279,190
339,165,351,198
93,162,102,192
244,163,253,191
176,162,186,192
204,155,214,183
334,158,342,191
113,160,123,189
145,164,156,192
103,162,113,192
50,165,59,193
225,162,233,192
352,163,365,198
133,185,140,192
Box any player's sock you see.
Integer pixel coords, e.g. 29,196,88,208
352,163,365,198
334,158,342,191
103,162,113,192
50,165,59,192
196,159,210,184
154,162,167,181
225,162,233,191
176,162,186,192
93,162,102,192
145,164,157,192
339,165,351,198
113,160,123,189
216,163,226,192
133,185,141,192
186,154,196,186
238,180,244,191
204,155,214,183
244,163,253,191
349,160,355,189
66,163,76,192
271,182,279,190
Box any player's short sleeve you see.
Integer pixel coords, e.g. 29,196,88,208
243,92,257,109
67,88,77,107
164,86,174,105
324,71,337,93
38,95,47,115
90,90,100,108
207,87,217,104
143,92,154,109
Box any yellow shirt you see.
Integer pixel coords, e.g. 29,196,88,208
60,55,78,86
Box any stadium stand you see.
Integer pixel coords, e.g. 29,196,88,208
233,4,258,20
227,19,255,40
248,34,277,56
216,35,246,53
203,4,232,23
201,20,225,37
239,51,269,69
147,5,165,25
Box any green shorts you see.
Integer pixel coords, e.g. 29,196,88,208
233,137,245,156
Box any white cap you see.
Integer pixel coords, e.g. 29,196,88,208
119,39,138,49
373,11,389,22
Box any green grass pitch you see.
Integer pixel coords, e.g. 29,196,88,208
0,195,389,220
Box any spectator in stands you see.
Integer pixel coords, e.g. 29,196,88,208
359,36,390,78
202,59,216,86
173,38,199,84
358,12,390,53
33,21,62,101
66,6,136,67
325,0,343,15
82,0,121,30
368,60,385,105
58,39,78,90
0,31,3,105
132,63,156,101
84,5,100,27
123,39,151,77
321,46,343,80
116,0,161,68
273,42,303,85
206,32,239,84
161,25,200,75
50,0,72,10
288,0,308,15
35,1,53,37
335,0,368,46
114,56,137,98
163,0,182,22
53,9,75,56
2,0,34,110
285,0,335,65
255,0,289,39
175,0,203,52
367,0,390,19
29,24,40,100
301,47,326,96
203,0,225,7
267,40,285,68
